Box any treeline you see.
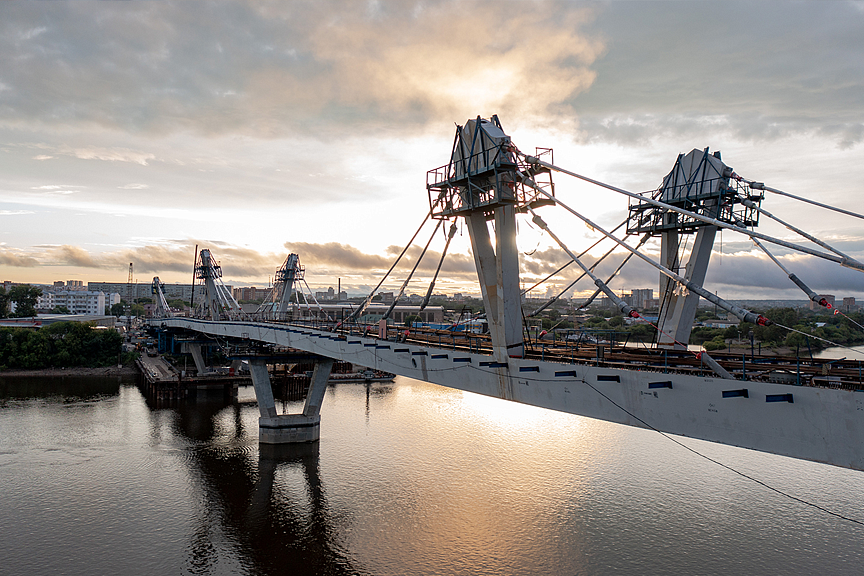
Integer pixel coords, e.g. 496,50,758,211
0,322,124,370
691,308,864,351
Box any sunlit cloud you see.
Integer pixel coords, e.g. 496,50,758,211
63,146,155,165
0,247,39,267
0,1,602,138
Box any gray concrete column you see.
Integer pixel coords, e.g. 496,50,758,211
248,358,277,419
658,224,717,349
187,342,208,374
303,358,334,418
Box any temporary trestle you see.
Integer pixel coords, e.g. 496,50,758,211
151,276,171,319
257,253,304,321
249,356,334,443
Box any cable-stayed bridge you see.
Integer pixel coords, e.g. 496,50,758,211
149,116,864,471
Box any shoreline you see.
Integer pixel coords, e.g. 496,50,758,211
0,365,140,378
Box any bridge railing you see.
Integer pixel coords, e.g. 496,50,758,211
167,316,864,389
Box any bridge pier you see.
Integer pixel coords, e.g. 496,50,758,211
182,342,209,375
249,357,334,443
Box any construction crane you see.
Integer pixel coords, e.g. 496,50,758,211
151,277,171,319
125,262,133,337
193,249,245,321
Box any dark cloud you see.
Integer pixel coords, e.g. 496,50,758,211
521,238,864,301
286,241,391,270
571,2,864,147
285,241,478,283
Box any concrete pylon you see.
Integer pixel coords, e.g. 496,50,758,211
465,205,524,362
657,223,717,349
249,357,334,444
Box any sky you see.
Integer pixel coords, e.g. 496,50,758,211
1,1,863,302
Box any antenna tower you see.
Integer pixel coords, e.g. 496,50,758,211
126,262,133,335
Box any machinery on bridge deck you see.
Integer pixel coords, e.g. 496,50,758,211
151,276,171,319
257,253,304,321
193,248,244,321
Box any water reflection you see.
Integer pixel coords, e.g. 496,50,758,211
164,390,363,575
3,375,863,575
0,374,133,402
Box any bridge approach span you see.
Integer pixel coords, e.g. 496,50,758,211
157,317,864,471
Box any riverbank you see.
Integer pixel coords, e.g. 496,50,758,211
0,365,139,378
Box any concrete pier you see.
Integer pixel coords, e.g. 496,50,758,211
250,357,333,444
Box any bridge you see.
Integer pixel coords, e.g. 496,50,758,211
150,116,864,471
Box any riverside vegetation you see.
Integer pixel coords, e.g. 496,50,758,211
0,322,133,370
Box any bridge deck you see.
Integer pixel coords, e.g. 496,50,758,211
150,317,864,471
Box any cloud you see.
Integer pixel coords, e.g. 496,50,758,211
285,240,478,281
0,210,34,215
705,251,864,296
570,2,864,148
32,155,52,160
0,240,283,280
94,242,283,278
63,146,155,165
285,241,391,270
0,1,602,138
30,184,80,195
51,244,100,268
118,183,149,190
0,247,39,267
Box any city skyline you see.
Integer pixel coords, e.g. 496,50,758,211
1,2,863,301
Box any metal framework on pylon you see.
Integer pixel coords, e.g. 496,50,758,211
257,253,304,320
627,148,762,234
194,249,244,321
427,115,555,219
151,276,171,319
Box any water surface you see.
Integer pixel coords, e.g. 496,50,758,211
1,375,862,575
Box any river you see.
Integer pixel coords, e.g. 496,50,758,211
1,375,863,575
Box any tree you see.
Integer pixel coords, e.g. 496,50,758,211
9,284,42,318
51,306,71,314
404,314,422,327
0,321,123,369
110,302,125,317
